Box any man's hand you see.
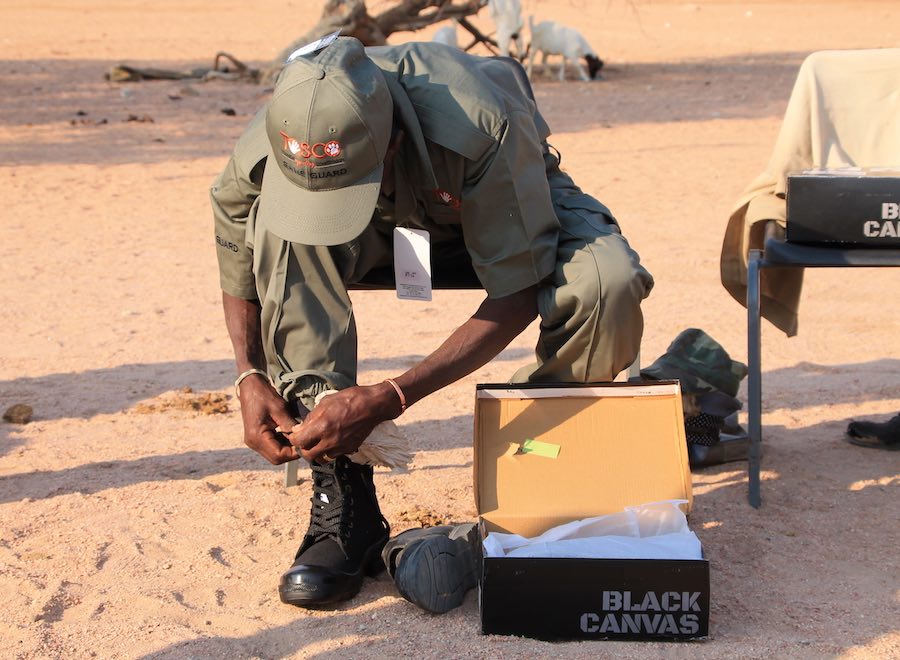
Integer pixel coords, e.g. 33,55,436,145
286,382,400,463
237,374,306,464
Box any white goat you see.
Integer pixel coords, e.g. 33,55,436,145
431,19,460,49
488,0,525,59
527,16,604,82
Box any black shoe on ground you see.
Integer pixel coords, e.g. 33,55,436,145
381,523,481,614
688,431,753,469
845,413,900,450
278,457,390,608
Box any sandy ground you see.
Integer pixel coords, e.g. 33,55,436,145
1,0,899,657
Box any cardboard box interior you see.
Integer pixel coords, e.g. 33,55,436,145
474,381,691,538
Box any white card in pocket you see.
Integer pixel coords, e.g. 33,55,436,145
393,227,432,301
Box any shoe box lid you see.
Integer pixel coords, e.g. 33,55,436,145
473,381,691,538
786,168,900,246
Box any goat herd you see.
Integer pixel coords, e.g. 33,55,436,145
432,0,604,82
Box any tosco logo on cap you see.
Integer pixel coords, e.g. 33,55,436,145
279,132,343,161
258,37,393,246
277,131,346,180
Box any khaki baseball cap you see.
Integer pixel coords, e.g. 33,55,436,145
259,37,393,246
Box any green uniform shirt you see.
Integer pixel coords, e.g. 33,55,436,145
211,43,571,300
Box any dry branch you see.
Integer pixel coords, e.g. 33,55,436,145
263,0,488,82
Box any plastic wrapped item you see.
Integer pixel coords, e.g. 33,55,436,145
483,500,702,560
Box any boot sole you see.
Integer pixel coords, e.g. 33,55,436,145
278,534,388,608
382,525,456,578
394,524,480,614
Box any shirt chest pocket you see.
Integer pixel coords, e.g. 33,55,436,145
424,187,463,224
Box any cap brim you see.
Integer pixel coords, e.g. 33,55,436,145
258,152,382,246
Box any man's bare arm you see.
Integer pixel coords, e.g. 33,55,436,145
222,291,301,465
223,292,268,374
289,285,539,462
397,284,539,406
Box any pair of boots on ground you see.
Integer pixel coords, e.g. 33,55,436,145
277,456,480,613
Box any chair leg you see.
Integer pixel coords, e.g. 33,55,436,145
747,251,763,508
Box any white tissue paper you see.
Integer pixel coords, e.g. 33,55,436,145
482,500,702,560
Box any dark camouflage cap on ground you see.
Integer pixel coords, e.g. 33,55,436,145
641,328,748,397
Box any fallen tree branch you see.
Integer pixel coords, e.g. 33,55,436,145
263,0,488,83
106,51,261,83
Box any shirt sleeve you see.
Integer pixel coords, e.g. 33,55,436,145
460,108,559,299
210,113,267,300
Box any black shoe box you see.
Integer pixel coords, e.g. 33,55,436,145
786,169,900,246
480,556,709,640
473,382,710,641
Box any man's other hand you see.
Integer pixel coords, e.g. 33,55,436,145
237,374,305,464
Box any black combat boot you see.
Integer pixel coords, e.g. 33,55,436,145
278,457,390,607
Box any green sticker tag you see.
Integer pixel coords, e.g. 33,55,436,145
520,438,560,459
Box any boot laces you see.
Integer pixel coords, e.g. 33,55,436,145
308,461,353,550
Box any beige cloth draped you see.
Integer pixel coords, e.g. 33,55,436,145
720,48,900,336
